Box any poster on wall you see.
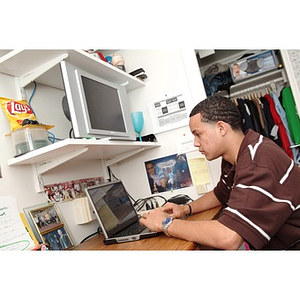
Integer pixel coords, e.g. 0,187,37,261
145,153,193,194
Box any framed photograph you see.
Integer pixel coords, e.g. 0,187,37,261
23,202,73,248
229,50,278,83
28,203,63,235
42,226,74,250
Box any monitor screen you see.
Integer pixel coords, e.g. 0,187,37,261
60,60,135,140
81,75,126,133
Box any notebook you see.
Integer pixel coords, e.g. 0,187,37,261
85,180,157,244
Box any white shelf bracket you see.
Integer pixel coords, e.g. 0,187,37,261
104,147,145,168
18,53,69,88
32,147,89,193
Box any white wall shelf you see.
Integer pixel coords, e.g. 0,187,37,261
0,49,145,92
8,139,160,192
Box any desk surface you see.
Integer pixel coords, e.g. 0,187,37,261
73,206,222,251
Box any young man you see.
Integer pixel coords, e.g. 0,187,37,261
140,96,300,250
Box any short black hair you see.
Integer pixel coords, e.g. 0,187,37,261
189,96,242,131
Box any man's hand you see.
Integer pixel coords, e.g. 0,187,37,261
139,208,169,232
161,202,188,219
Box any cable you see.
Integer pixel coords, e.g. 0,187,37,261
79,227,102,244
28,81,37,116
106,166,168,210
133,195,167,211
107,166,119,181
47,131,64,144
69,128,74,138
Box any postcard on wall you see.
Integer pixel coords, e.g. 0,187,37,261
188,157,211,195
145,153,193,194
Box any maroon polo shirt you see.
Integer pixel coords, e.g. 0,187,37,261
214,129,300,249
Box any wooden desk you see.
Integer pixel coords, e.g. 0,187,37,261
73,206,222,251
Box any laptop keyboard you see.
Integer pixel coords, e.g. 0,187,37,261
113,222,146,238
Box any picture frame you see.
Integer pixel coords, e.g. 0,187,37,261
42,226,74,250
28,203,63,235
23,202,74,249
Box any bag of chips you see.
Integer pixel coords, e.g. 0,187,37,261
0,97,39,132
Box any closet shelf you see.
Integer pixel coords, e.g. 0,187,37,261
229,69,286,96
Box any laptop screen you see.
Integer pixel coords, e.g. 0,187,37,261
86,181,138,237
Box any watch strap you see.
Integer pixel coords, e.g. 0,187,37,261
162,216,174,237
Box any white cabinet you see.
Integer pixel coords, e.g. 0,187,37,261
1,49,159,192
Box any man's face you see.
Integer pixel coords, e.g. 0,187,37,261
146,164,155,175
189,113,223,161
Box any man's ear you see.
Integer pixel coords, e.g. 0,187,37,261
216,121,228,136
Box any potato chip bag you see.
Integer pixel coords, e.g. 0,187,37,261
0,97,38,132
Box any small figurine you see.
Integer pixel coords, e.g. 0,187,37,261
112,53,126,71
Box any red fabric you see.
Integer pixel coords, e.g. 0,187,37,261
264,94,293,159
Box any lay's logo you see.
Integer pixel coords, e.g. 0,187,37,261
6,101,33,116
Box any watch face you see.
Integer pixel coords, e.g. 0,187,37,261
162,217,172,225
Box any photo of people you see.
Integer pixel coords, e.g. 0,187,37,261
30,204,62,234
44,176,104,203
145,153,193,194
42,227,73,250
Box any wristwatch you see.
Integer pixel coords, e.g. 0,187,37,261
162,216,174,237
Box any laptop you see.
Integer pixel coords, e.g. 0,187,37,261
85,180,157,244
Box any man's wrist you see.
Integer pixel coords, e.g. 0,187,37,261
185,203,192,217
162,216,174,236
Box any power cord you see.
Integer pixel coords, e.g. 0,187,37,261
79,227,103,244
133,195,167,211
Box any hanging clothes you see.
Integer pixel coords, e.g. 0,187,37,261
260,96,282,147
281,86,300,145
264,93,294,160
237,98,255,133
245,99,263,134
252,96,269,137
269,90,298,162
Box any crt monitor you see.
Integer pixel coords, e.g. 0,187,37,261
60,60,135,140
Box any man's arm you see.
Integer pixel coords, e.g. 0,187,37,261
168,218,244,250
140,208,244,250
140,190,244,249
